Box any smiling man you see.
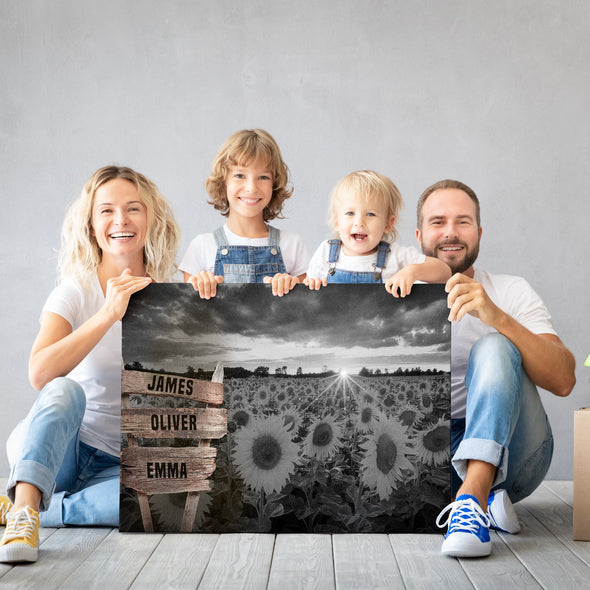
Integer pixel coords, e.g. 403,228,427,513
416,179,575,557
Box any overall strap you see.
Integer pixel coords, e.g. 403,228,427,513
327,239,341,276
267,225,281,247
373,241,391,280
213,226,229,247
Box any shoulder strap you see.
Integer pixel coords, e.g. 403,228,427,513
373,241,391,280
213,226,229,247
267,225,280,246
327,239,341,275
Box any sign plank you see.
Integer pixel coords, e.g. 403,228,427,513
122,370,224,404
121,446,218,495
121,407,228,439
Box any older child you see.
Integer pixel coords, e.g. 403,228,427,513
305,170,450,295
181,129,310,297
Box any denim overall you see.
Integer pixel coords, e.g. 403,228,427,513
326,239,390,283
213,225,287,283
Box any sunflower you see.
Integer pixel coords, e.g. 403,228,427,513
354,405,380,434
232,415,300,494
382,395,396,409
360,418,415,500
302,415,345,461
230,393,244,407
278,408,302,434
230,408,251,428
419,392,434,414
414,417,450,467
395,403,424,429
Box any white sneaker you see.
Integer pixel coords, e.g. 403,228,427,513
487,489,520,534
437,494,492,557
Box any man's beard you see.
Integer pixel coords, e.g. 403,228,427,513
422,240,479,275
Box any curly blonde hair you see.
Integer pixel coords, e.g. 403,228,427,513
205,129,293,221
58,165,180,283
329,170,403,242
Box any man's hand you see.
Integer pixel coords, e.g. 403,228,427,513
445,273,504,326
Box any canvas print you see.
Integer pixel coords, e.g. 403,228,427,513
120,283,451,533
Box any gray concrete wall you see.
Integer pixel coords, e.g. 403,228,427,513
1,0,588,479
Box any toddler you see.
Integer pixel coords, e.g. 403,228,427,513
305,170,450,295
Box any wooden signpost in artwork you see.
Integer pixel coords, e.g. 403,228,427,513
121,363,226,532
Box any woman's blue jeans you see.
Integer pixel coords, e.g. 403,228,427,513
450,333,554,503
6,377,120,527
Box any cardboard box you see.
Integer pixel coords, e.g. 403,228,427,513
574,407,590,541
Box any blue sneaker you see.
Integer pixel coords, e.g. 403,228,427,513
487,489,520,534
436,494,491,557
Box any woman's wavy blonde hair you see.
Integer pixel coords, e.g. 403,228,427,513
58,165,180,283
205,129,293,221
329,170,403,242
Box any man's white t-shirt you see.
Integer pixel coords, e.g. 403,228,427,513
451,269,557,418
306,240,426,281
42,274,121,456
180,224,311,277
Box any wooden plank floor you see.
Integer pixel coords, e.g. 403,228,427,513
1,480,589,589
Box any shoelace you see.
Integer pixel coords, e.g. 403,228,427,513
0,499,12,523
3,506,39,542
436,498,490,532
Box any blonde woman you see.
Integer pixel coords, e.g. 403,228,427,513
0,166,180,563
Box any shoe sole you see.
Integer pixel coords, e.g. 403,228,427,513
0,543,38,563
489,490,521,534
442,533,492,558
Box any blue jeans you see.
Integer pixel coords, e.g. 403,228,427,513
6,377,120,527
451,333,554,503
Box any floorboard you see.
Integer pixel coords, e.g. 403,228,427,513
1,480,589,589
267,534,334,590
332,533,403,590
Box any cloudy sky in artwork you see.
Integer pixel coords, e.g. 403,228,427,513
122,283,450,374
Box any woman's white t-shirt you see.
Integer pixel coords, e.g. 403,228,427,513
42,274,121,456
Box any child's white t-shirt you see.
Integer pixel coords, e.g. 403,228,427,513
42,274,122,457
179,224,311,277
306,240,426,281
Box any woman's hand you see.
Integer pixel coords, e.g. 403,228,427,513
103,268,152,321
29,268,150,390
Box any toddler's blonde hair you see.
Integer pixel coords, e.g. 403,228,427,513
329,170,403,242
